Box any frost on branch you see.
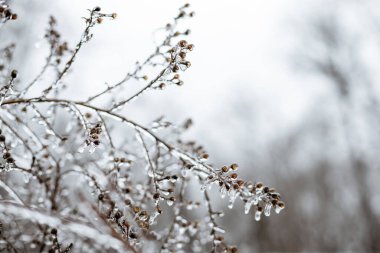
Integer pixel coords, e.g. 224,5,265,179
0,3,284,253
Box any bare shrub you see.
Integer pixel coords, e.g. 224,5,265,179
0,2,284,252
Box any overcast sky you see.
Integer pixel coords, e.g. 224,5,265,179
7,0,367,162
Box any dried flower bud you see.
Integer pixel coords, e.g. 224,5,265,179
3,152,11,159
178,40,187,47
201,153,209,159
236,179,244,186
172,65,179,72
187,44,194,51
159,83,166,89
230,163,238,170
133,206,141,213
230,246,238,253
114,211,122,220
11,69,18,79
277,201,285,208
179,52,186,59
255,182,263,189
230,173,238,179
50,228,57,235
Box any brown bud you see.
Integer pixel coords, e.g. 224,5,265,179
221,166,229,173
255,182,263,189
172,65,179,72
230,173,238,179
179,52,186,59
201,153,209,159
50,228,57,235
114,211,122,220
178,40,187,47
153,193,160,200
230,163,238,170
132,206,141,213
187,44,194,51
11,69,18,79
96,17,103,24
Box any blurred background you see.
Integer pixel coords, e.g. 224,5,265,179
3,0,380,252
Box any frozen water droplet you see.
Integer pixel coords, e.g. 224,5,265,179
45,128,55,136
213,226,225,234
88,143,96,153
275,205,283,214
264,204,272,217
220,187,227,199
37,120,47,126
228,190,238,209
200,183,207,192
23,172,31,183
255,210,262,221
78,144,86,153
166,199,174,206
252,195,259,205
149,211,160,225
244,201,252,214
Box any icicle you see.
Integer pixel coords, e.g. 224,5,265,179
212,226,225,234
264,203,272,217
88,143,97,153
244,200,253,214
181,169,188,177
255,210,262,221
149,211,160,225
252,194,259,205
275,205,284,214
23,172,31,184
78,143,86,153
166,199,174,206
227,190,238,209
200,182,207,192
220,187,227,199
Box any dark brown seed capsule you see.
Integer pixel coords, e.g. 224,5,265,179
11,70,17,79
